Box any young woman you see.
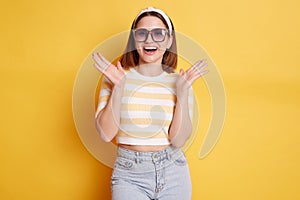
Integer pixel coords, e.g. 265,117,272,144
92,7,208,200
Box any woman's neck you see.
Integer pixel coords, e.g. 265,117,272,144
135,63,164,77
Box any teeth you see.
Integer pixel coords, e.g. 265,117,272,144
144,47,157,50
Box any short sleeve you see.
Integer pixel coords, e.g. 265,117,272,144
188,86,195,121
95,76,113,118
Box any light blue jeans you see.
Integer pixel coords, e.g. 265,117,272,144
111,145,192,200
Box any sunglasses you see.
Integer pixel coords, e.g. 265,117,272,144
133,28,169,42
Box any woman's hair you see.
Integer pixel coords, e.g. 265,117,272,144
120,10,177,73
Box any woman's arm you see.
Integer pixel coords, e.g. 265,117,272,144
96,83,124,142
169,59,208,147
168,90,192,147
93,52,125,142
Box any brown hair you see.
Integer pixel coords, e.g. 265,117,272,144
120,11,177,73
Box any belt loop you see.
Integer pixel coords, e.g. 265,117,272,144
135,151,139,164
167,151,171,161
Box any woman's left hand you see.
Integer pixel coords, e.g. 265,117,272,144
176,59,209,97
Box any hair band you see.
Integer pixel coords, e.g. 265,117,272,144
134,7,173,35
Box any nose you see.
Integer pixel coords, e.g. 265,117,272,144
145,32,154,43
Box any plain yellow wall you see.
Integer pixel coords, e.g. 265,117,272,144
1,0,299,199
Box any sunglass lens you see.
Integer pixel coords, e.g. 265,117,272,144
135,29,148,42
152,29,166,42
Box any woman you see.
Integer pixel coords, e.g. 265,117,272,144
92,7,208,200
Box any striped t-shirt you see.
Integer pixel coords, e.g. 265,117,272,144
95,68,194,145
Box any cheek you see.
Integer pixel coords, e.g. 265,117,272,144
157,39,170,50
135,43,143,56
157,43,168,52
135,42,143,50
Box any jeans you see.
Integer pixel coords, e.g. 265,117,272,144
111,145,192,200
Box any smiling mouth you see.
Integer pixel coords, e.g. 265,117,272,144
143,47,158,53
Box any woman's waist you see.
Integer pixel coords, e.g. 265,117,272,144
116,144,183,163
118,143,170,152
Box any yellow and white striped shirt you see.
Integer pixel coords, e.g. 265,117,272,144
95,68,194,145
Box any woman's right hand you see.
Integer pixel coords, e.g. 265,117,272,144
92,52,125,87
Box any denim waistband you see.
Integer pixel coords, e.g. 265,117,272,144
117,145,182,162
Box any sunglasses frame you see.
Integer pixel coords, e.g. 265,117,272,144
133,28,169,42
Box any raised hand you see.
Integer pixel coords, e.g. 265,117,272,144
176,59,209,97
92,52,125,87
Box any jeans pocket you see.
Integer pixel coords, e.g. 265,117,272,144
115,157,134,170
173,154,187,166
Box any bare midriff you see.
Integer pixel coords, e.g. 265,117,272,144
118,144,170,152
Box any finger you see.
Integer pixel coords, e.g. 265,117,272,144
179,68,184,76
180,69,189,82
191,68,209,79
192,59,206,68
188,72,204,83
194,63,208,73
116,61,123,71
187,65,202,77
94,53,112,72
188,69,209,83
93,63,106,74
184,59,208,83
186,60,202,73
187,76,197,85
97,52,111,66
92,52,108,69
194,59,207,68
200,70,209,76
187,59,207,74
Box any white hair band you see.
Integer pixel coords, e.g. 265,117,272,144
134,7,173,35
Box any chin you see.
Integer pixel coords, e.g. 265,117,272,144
138,52,165,65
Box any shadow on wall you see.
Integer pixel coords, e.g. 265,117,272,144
91,166,112,199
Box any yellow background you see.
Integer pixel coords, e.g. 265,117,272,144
1,0,299,199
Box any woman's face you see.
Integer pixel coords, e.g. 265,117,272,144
134,16,172,65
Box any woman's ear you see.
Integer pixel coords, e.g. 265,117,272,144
167,35,173,49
